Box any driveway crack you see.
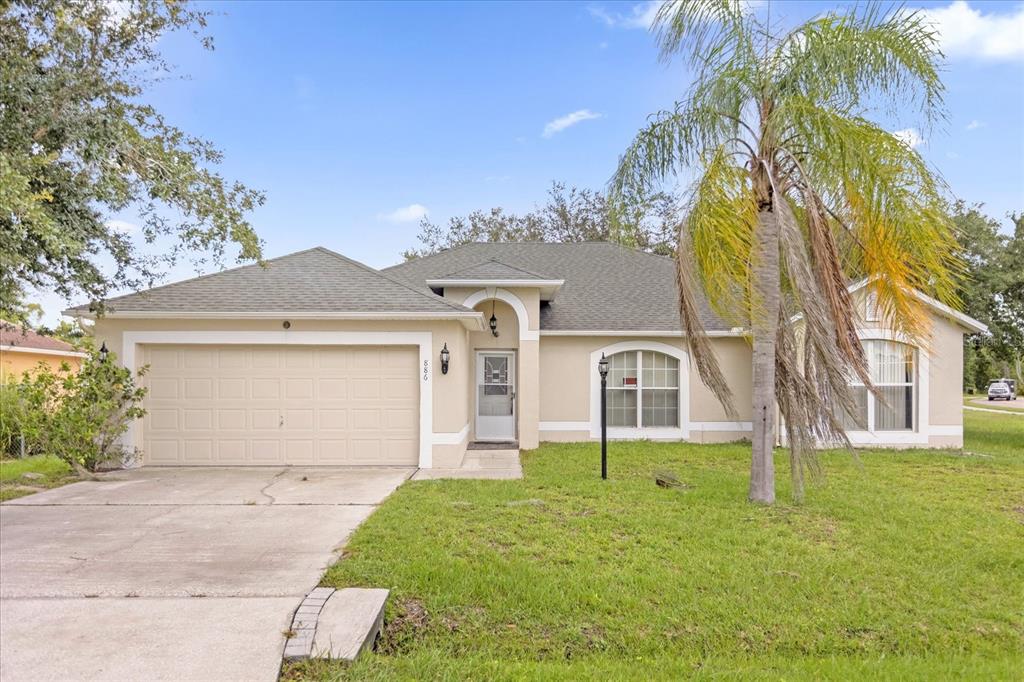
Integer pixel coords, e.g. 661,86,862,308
258,468,288,505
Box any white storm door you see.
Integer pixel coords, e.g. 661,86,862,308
476,351,515,441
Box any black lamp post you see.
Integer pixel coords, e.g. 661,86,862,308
98,341,109,363
598,352,609,480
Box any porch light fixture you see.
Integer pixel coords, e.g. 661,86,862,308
489,298,499,337
598,353,609,480
440,343,450,375
99,341,109,363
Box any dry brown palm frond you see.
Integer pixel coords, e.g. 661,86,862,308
677,226,737,418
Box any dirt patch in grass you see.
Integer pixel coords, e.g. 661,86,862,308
377,598,430,655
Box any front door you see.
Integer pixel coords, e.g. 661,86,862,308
476,351,515,441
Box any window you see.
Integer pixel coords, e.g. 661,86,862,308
606,350,679,428
838,340,915,432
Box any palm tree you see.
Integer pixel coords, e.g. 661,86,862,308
612,0,963,503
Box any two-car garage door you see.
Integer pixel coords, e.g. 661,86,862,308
141,345,418,466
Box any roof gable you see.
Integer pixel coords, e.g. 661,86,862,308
66,247,476,318
846,278,988,334
385,242,731,332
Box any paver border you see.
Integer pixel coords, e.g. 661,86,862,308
283,587,335,660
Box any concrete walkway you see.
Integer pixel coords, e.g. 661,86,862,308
0,466,412,682
412,449,522,480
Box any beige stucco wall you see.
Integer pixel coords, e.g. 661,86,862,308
93,317,473,466
927,314,964,429
92,284,972,461
444,287,541,448
536,335,753,442
444,287,541,331
689,338,753,422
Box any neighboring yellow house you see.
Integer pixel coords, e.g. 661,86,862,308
0,321,87,382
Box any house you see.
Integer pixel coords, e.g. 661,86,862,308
65,243,986,469
0,321,86,381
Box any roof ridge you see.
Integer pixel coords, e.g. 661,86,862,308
442,257,553,280
312,247,473,312
66,248,328,312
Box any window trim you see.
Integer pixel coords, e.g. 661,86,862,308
589,341,689,440
605,350,680,429
843,330,931,446
847,340,917,432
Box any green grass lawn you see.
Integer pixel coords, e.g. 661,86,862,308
288,410,1024,680
0,455,74,502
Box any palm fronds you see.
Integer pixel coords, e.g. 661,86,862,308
611,0,962,501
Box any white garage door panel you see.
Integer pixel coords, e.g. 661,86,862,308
142,345,418,466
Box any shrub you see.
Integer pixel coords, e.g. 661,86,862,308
0,349,147,473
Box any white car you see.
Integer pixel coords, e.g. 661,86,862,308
987,381,1016,401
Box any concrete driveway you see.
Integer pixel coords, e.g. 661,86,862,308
0,466,413,682
967,396,1024,412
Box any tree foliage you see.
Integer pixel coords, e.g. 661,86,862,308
613,0,961,502
0,347,147,473
403,182,681,260
0,0,264,321
955,204,1024,388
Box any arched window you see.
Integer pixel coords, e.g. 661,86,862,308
840,340,916,431
606,350,680,428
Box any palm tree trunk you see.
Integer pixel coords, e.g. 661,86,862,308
749,207,780,504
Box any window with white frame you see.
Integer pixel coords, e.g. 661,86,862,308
838,340,916,431
606,350,679,428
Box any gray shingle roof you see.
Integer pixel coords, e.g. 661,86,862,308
66,247,474,316
438,259,557,281
385,242,731,332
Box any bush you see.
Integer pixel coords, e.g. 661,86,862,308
0,349,147,472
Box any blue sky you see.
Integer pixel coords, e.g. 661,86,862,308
42,1,1024,322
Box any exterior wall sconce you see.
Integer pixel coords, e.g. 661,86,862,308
440,343,450,375
99,341,109,363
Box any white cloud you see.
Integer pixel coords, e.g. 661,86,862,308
892,128,925,149
377,204,428,223
915,1,1024,61
542,109,603,138
966,119,985,130
106,219,139,234
587,1,659,30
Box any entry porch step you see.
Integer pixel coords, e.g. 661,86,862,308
467,441,519,450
